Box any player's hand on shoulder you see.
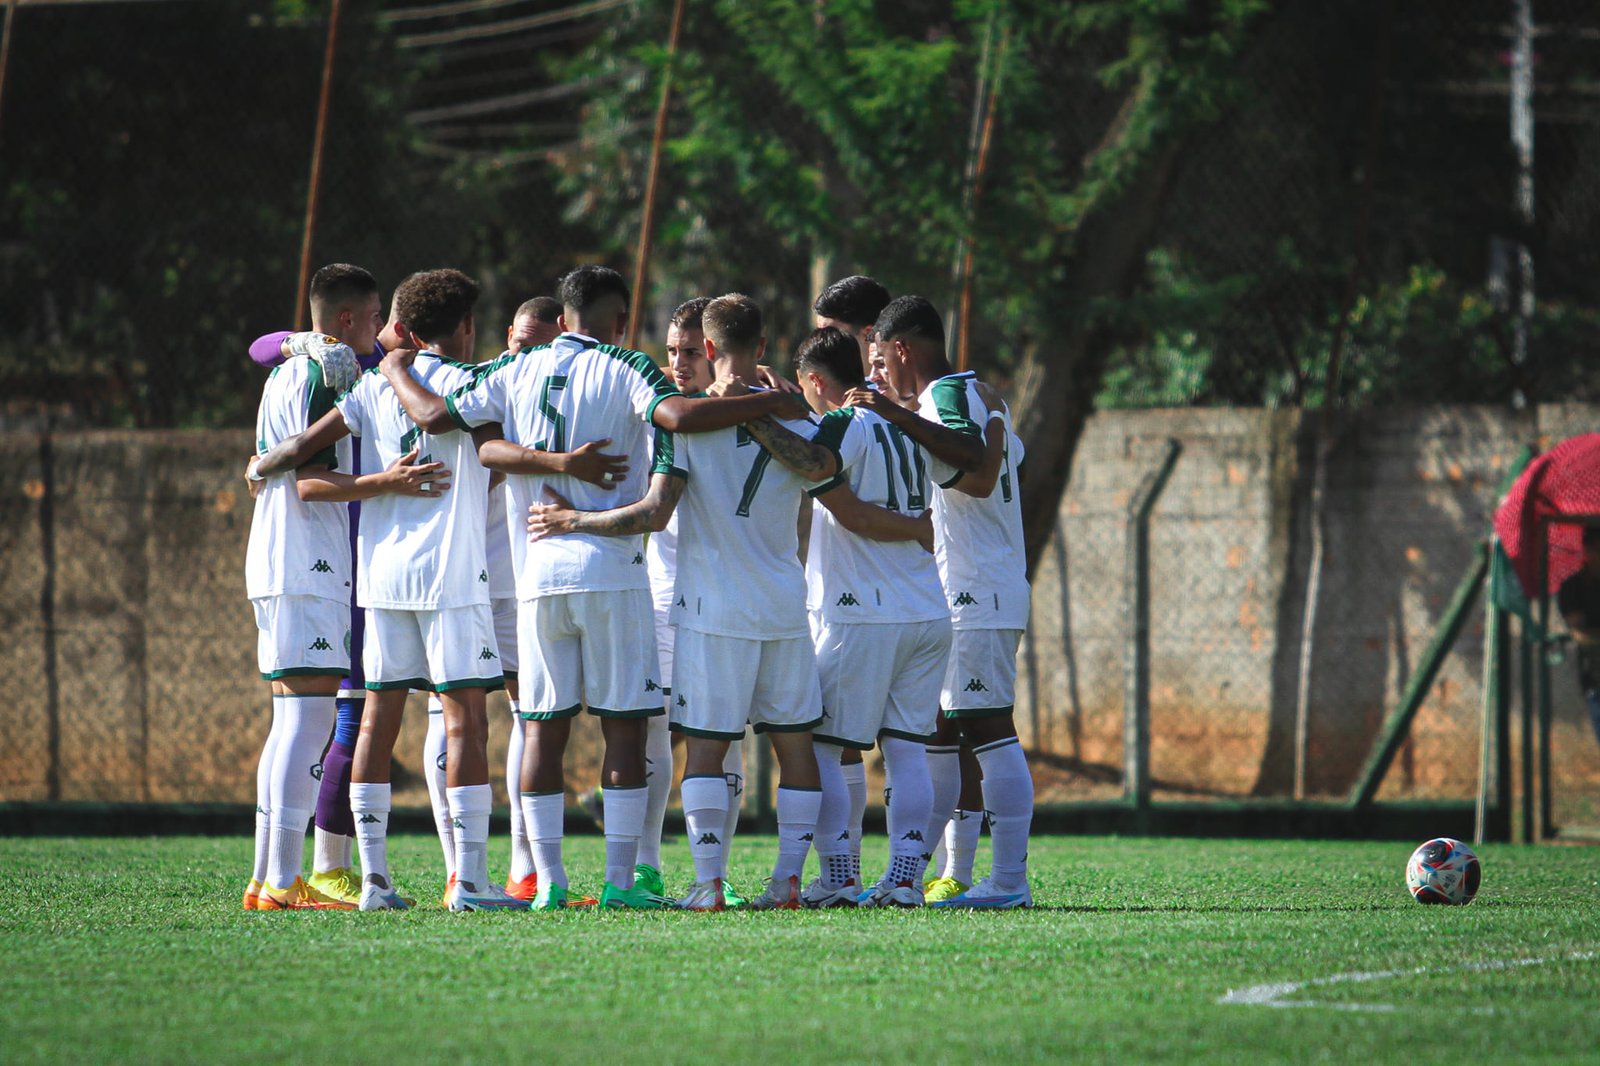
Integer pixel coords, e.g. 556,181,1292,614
843,386,884,412
379,347,417,377
384,445,451,497
974,379,1007,417
565,438,629,488
755,364,802,395
527,487,578,540
287,331,361,392
707,375,750,398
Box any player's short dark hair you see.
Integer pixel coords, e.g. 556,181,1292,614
393,268,480,343
1584,525,1600,548
814,275,891,329
515,296,561,324
670,297,712,332
701,293,763,354
309,263,378,313
794,327,863,387
558,265,630,316
875,295,945,349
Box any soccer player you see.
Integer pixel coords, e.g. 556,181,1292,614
845,295,1035,909
787,327,949,908
254,268,525,910
382,266,802,910
508,296,562,351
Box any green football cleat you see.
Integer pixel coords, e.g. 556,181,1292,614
923,876,970,903
599,880,675,910
721,881,748,908
633,864,665,897
531,881,570,911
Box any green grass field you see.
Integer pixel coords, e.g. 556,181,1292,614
2,834,1597,1062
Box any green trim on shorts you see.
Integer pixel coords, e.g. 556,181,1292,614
435,675,505,693
879,726,937,744
588,704,665,719
367,677,433,692
812,732,873,751
501,668,518,681
668,722,745,741
941,703,1015,720
753,716,823,735
520,703,582,721
262,666,348,681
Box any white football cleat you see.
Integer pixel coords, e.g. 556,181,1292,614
799,876,861,909
858,877,924,908
447,878,530,912
928,875,1032,910
358,875,411,911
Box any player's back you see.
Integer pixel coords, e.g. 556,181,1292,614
805,405,946,625
246,357,351,602
339,354,490,610
672,417,818,640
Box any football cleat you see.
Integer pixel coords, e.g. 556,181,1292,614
633,864,665,898
505,872,539,901
254,876,356,911
923,876,971,903
441,872,456,908
307,867,363,908
721,881,747,909
744,875,802,911
859,877,924,908
679,878,726,912
928,876,1032,910
599,880,675,910
359,875,411,911
243,878,263,911
447,879,531,912
800,877,861,909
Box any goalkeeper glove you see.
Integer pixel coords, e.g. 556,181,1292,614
286,331,360,392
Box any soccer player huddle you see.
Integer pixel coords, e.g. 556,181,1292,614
242,262,1033,912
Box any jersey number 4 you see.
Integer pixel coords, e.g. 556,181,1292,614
734,426,774,518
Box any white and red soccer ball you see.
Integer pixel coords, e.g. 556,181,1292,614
1405,837,1481,905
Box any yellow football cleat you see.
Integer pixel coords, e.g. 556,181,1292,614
923,876,970,904
307,867,363,908
254,876,356,911
243,878,263,911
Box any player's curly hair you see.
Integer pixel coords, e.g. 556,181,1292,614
670,296,712,332
393,269,479,343
701,294,763,355
794,327,863,386
814,275,890,330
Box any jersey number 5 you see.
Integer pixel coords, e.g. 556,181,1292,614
535,375,569,453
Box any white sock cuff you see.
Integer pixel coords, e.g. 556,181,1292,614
522,791,565,840
974,738,1030,780
447,783,493,816
601,784,648,837
507,699,520,716
682,774,728,813
776,785,823,823
348,782,391,811
271,805,311,830
839,761,867,785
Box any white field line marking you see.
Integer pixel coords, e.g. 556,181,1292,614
1218,950,1598,1013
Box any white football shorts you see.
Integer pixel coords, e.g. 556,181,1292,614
814,617,952,749
363,604,503,692
672,628,822,741
653,602,676,693
491,596,519,675
517,590,664,720
941,627,1023,716
253,594,351,680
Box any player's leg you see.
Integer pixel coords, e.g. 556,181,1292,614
805,619,884,905
840,747,867,874
805,741,859,906
635,612,677,896
516,596,584,909
423,695,454,887
679,735,732,910
718,733,746,905
348,688,409,910
493,597,533,897
307,598,364,906
747,636,824,910
247,596,290,907
943,743,985,889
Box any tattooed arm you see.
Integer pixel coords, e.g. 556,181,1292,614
741,415,839,483
526,474,685,540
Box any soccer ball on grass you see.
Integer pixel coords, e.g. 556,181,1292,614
1405,837,1481,905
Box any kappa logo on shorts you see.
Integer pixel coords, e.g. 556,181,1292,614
953,591,978,607
675,595,687,608
478,646,498,661
310,559,335,574
696,832,721,846
964,677,989,693
309,636,334,652
632,552,644,565
358,813,380,824
479,570,488,582
675,694,686,708
836,592,860,607
645,678,661,692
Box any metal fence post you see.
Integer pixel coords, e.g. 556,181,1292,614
1123,439,1181,818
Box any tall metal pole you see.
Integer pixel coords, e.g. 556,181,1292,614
1509,0,1535,407
625,0,687,350
294,0,346,331
1123,439,1181,820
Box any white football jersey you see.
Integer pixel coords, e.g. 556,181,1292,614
446,332,680,599
805,406,947,625
644,425,683,615
918,372,1030,631
484,479,516,599
336,354,491,610
670,416,826,640
246,357,353,601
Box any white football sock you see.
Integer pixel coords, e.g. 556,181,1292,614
602,783,647,889
638,714,673,871
773,785,822,883
924,743,960,862
447,784,492,892
812,743,854,888
945,808,983,884
682,774,728,883
312,826,352,875
265,695,335,889
251,699,284,883
720,739,744,879
842,760,867,863
423,700,454,877
349,781,391,887
522,791,567,890
974,737,1033,888
505,703,534,882
880,737,934,886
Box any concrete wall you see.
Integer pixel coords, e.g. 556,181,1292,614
2,410,1596,807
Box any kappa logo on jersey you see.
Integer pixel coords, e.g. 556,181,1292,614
836,592,860,607
953,591,978,607
965,677,989,693
696,832,721,846
358,813,380,824
478,646,498,661
308,636,333,651
310,559,335,574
